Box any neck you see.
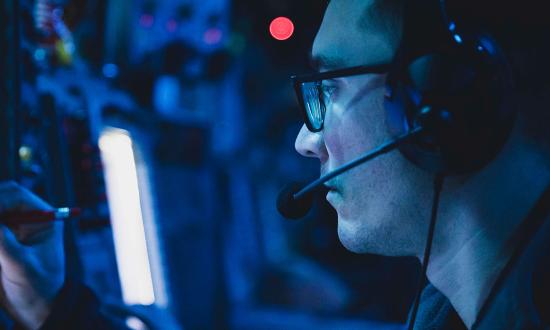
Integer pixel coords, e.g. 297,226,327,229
425,130,550,328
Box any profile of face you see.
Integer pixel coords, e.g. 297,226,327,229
295,0,434,256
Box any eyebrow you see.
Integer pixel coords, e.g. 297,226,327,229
310,53,345,72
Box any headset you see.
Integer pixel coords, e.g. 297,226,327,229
385,0,516,175
279,0,517,216
385,1,518,327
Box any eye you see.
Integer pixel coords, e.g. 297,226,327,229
319,81,338,102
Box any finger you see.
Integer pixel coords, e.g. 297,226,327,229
0,182,55,238
0,181,53,213
0,226,27,266
18,221,62,246
11,223,53,244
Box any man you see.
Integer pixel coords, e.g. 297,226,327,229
0,0,549,329
294,0,549,328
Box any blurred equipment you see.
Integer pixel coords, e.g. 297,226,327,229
0,0,21,181
104,0,230,65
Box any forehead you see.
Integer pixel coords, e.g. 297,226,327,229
312,0,401,70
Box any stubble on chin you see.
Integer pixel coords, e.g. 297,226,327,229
336,213,416,256
336,216,371,253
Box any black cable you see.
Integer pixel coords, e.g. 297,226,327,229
407,173,445,330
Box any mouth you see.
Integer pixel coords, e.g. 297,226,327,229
325,190,340,212
323,181,338,193
321,167,342,206
323,181,341,206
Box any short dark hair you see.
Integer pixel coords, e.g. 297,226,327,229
361,0,403,42
368,0,550,151
452,0,550,151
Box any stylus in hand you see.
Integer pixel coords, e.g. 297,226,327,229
1,208,81,225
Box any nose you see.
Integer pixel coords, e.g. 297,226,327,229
295,124,328,162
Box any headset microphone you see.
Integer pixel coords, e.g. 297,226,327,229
277,127,424,219
276,182,316,220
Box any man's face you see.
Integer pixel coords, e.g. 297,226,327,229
295,0,433,256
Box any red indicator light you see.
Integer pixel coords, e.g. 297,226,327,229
269,17,294,41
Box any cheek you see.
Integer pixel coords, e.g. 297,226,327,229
324,112,357,165
323,89,387,165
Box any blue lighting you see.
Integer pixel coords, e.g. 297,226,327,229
440,110,452,122
454,34,463,44
102,63,119,78
479,37,496,55
153,76,180,115
34,48,46,62
449,22,456,31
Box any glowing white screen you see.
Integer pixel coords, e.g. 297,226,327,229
99,129,155,305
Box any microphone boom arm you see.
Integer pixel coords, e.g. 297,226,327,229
294,127,424,199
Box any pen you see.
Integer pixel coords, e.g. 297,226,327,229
1,207,81,225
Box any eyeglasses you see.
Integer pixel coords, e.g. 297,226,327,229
291,64,391,132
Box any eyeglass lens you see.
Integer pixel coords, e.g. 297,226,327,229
301,81,326,131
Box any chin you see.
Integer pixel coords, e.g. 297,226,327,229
336,214,412,257
336,216,375,254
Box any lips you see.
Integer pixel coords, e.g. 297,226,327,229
325,187,340,210
323,180,341,206
322,169,342,207
323,181,338,193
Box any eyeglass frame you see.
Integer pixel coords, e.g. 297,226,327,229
291,63,392,132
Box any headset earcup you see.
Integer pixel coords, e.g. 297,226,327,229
385,36,516,175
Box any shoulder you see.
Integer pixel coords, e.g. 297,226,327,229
532,234,550,324
478,215,550,329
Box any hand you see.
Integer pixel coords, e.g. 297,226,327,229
0,181,65,329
